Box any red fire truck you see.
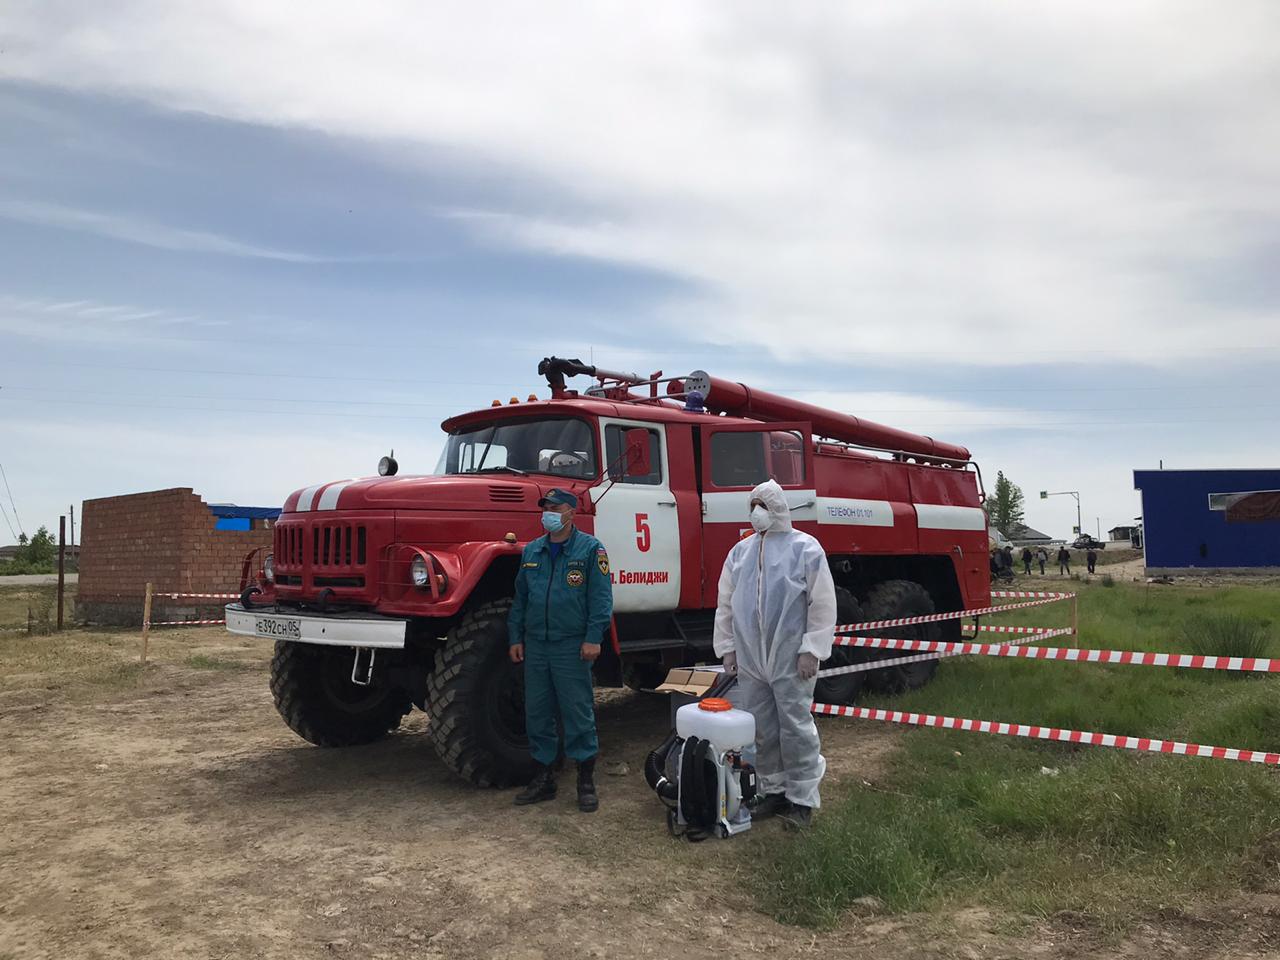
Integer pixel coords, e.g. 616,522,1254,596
227,358,990,786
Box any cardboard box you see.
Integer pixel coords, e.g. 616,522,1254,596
653,668,723,696
655,666,739,725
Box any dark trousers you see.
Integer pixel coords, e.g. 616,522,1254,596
1038,560,1046,574
1087,559,1096,573
1023,560,1032,575
524,640,598,766
1060,562,1070,575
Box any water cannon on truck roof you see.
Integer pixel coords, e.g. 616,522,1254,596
227,357,990,787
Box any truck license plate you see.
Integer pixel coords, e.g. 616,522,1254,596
255,617,301,640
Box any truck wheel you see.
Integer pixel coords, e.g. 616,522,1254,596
814,587,867,705
862,580,942,692
623,661,669,692
426,598,534,788
270,641,412,747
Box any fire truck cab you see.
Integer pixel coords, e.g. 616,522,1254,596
228,358,990,786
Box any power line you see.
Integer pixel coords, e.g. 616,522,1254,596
5,357,1277,397
6,384,1280,416
3,393,1280,430
3,358,519,387
0,462,24,539
0,495,17,542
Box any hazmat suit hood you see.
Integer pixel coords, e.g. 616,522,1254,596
749,479,793,533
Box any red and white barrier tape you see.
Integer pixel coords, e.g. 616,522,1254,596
965,624,1049,635
152,593,239,600
811,702,1280,766
146,619,227,627
839,634,1280,674
819,629,1074,678
838,592,1074,633
990,590,1073,599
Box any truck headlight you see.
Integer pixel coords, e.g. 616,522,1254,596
410,555,430,588
264,553,275,582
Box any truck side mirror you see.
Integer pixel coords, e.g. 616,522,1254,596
624,428,652,478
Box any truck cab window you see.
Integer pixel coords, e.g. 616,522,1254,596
709,429,806,488
709,432,768,487
604,425,662,485
437,418,597,479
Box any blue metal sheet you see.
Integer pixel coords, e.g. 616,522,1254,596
1133,469,1280,568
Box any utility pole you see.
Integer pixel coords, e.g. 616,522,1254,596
1040,490,1082,538
69,504,75,549
57,516,66,631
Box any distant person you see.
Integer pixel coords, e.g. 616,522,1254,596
1021,547,1033,576
1036,546,1048,575
1057,545,1071,575
990,551,1002,579
1086,547,1098,575
1001,545,1014,572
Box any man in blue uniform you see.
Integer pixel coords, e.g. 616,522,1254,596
508,488,613,811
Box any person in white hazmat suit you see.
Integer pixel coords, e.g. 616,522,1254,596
712,479,837,830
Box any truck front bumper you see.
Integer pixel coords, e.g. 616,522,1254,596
224,603,407,649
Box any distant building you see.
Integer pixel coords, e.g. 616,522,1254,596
1108,525,1141,547
1007,524,1053,545
1133,469,1280,573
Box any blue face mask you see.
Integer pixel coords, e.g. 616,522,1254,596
541,511,565,533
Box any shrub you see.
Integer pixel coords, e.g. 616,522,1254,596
1181,614,1272,663
26,586,57,635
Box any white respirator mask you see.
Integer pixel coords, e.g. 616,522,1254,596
749,504,771,533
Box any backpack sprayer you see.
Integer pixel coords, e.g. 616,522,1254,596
644,674,759,841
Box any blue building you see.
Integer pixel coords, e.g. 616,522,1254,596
207,503,282,531
1133,469,1280,572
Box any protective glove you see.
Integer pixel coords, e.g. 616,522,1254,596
722,651,738,676
797,652,819,681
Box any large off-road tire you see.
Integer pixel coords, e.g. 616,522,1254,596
814,587,868,705
270,641,412,747
862,580,942,692
426,599,535,788
622,661,669,693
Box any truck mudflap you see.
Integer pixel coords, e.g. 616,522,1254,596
224,603,407,649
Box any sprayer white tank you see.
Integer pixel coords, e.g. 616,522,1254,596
676,698,755,752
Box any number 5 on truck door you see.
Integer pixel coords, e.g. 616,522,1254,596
635,513,651,552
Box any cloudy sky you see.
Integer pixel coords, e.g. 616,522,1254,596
1,1,1278,544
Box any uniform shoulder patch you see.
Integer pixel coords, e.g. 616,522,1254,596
566,569,584,587
596,545,610,575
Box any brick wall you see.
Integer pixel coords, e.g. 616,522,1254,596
79,488,273,625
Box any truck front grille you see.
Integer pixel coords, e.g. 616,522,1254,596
313,523,367,567
273,520,367,589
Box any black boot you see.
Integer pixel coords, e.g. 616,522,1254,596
781,804,813,831
514,764,557,806
751,793,791,821
576,757,599,813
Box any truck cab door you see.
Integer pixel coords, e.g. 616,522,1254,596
698,421,815,607
588,419,681,613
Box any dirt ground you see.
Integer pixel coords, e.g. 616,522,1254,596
3,627,1280,959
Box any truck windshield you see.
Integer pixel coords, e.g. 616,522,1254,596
436,418,598,479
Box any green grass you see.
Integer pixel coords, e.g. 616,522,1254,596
760,581,1280,929
0,583,73,634
1181,613,1273,662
